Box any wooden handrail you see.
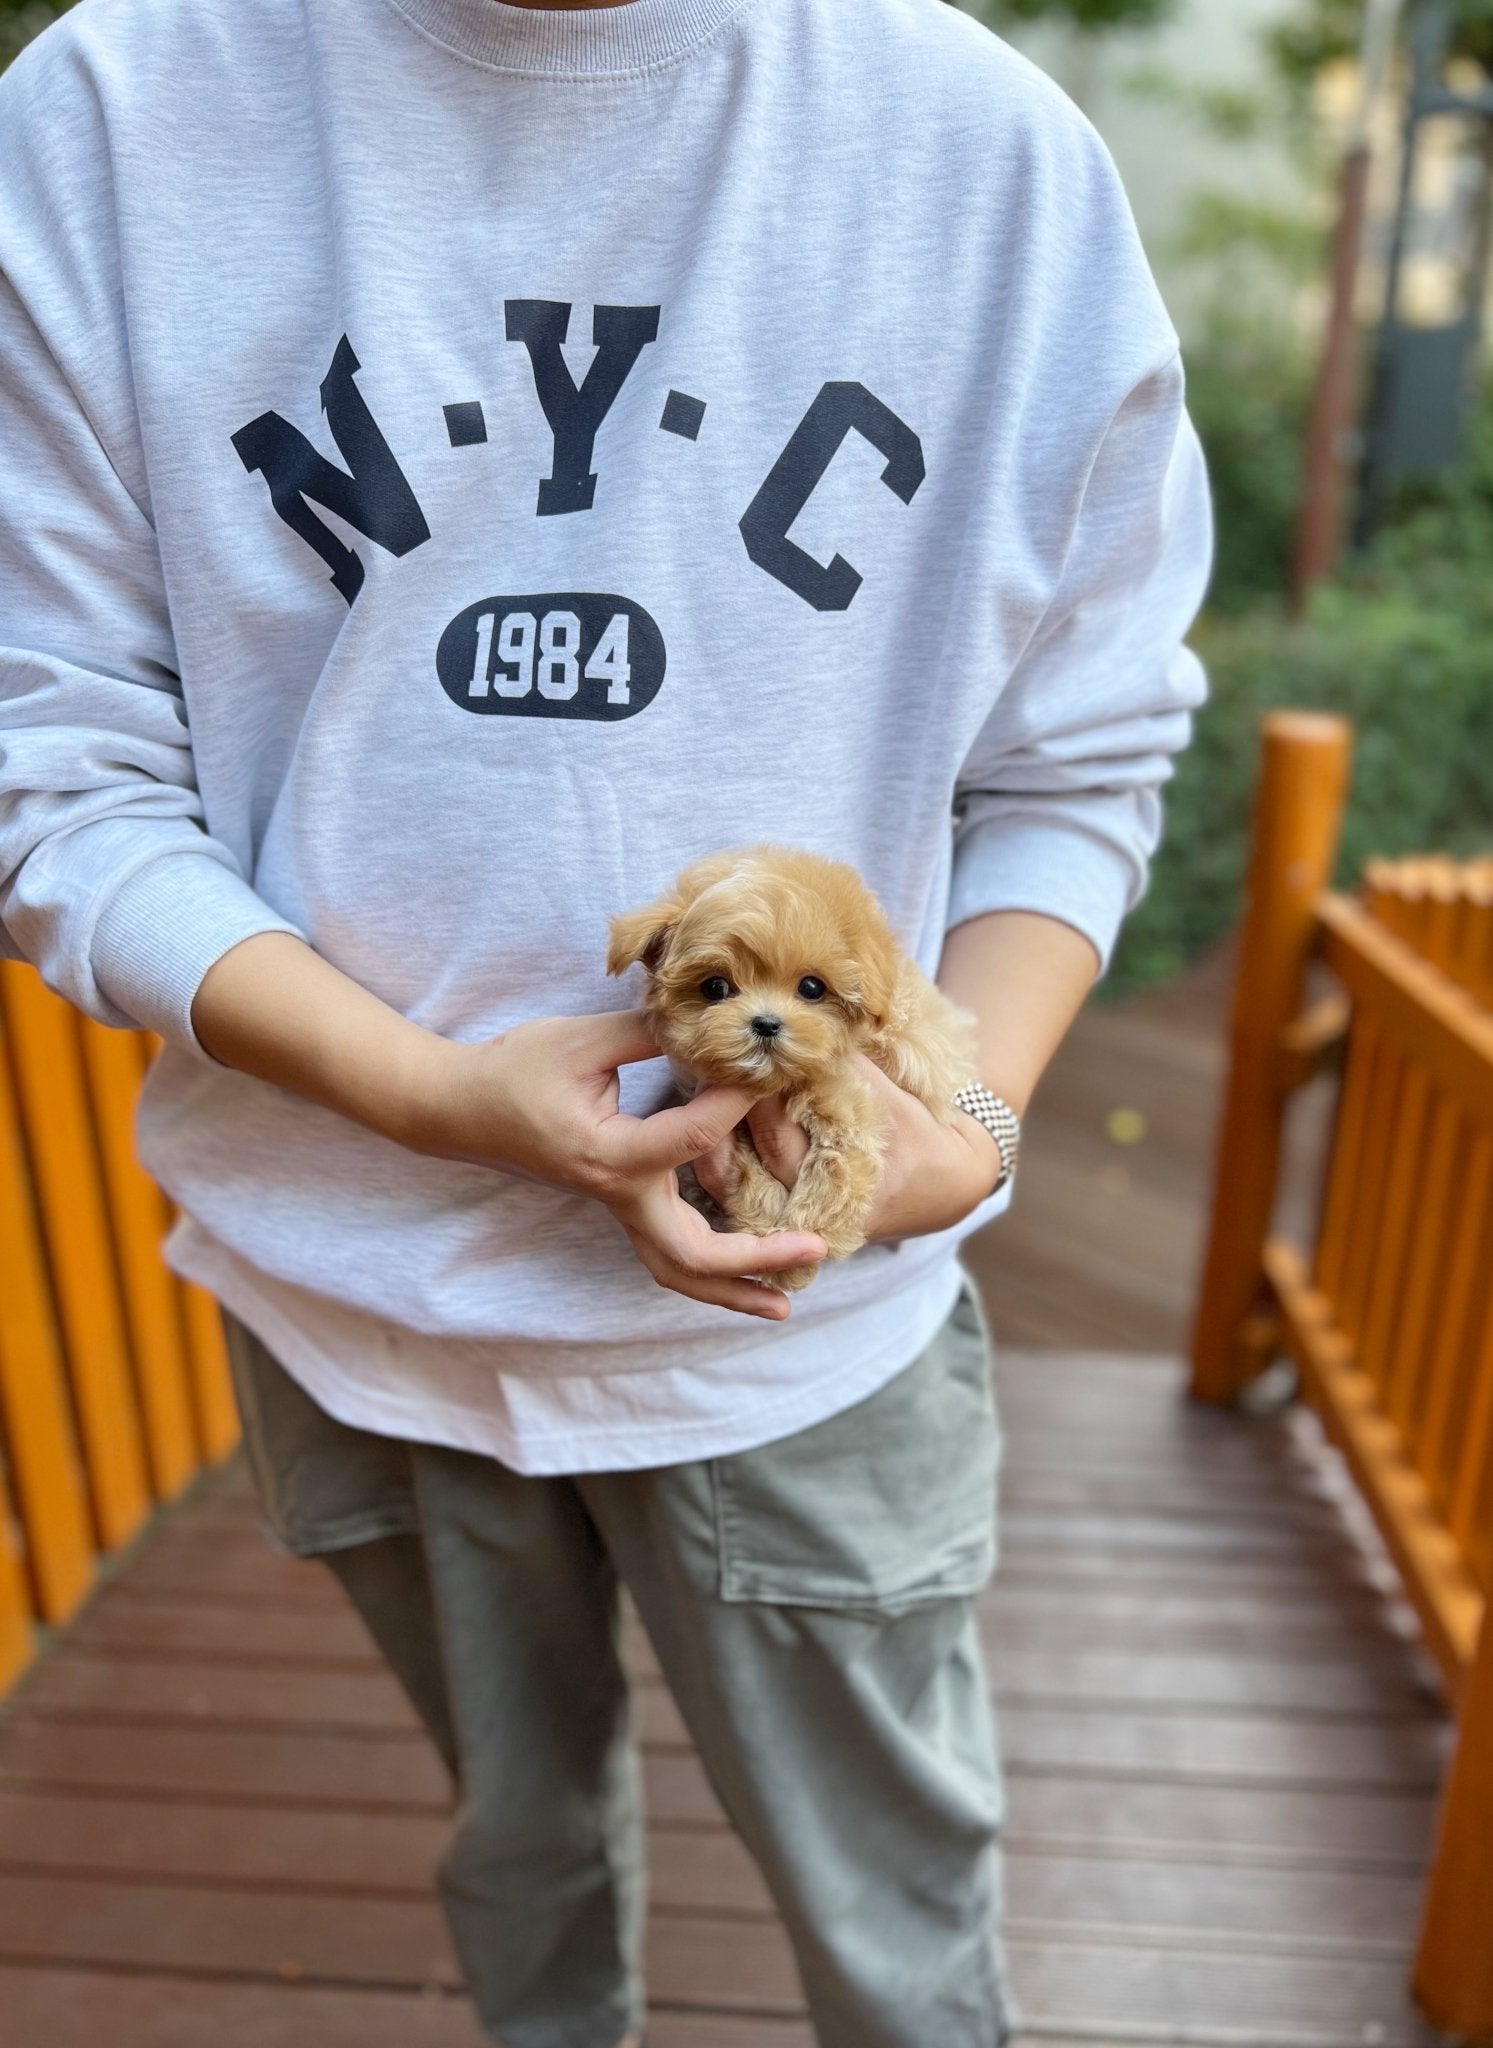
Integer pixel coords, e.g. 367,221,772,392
1193,716,1493,2039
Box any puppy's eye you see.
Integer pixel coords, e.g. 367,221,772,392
699,976,733,1003
797,976,827,1002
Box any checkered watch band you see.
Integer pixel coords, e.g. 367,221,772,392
952,1083,1021,1193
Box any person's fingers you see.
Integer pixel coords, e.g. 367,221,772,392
577,1009,664,1071
854,1050,918,1109
745,1097,810,1190
693,1135,735,1207
620,1179,825,1277
605,1083,761,1174
655,1208,825,1278
627,1233,792,1320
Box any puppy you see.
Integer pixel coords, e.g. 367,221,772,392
608,846,976,1289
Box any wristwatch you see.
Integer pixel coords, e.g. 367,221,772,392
952,1083,1022,1193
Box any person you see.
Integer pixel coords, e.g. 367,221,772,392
0,0,1212,2040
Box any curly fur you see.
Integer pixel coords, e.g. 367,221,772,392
608,846,976,1289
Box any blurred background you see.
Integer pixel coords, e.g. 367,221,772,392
959,0,1493,999
943,0,1493,1354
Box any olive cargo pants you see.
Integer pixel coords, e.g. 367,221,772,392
226,1286,1010,2048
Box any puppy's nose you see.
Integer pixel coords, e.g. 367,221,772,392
751,1014,782,1040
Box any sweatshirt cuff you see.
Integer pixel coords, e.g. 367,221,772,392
947,813,1138,974
92,853,304,1052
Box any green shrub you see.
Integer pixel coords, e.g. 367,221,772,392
1110,404,1493,994
1182,317,1313,615
0,0,65,70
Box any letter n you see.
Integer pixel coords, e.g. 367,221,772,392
232,337,431,604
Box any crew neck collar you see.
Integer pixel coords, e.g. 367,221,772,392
383,0,756,75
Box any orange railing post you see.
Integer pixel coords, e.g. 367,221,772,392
0,1464,34,1693
1415,1609,1493,2036
0,1005,95,1624
1191,713,1353,1403
77,1018,200,1500
0,967,152,1550
0,966,240,1702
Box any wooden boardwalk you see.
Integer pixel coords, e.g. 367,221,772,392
0,1348,1452,2048
0,961,1455,2047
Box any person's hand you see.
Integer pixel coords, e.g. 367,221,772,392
400,1009,826,1320
695,1055,1004,1243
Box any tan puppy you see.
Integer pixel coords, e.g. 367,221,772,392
608,846,976,1289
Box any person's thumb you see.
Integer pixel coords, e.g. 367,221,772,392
608,1084,757,1174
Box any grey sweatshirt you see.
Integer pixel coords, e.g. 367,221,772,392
0,0,1211,1470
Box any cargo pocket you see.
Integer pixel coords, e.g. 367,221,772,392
710,1281,1000,1617
225,1316,421,1557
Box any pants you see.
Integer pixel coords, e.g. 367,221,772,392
225,1285,1009,2048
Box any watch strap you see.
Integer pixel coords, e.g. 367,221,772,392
952,1083,1021,1192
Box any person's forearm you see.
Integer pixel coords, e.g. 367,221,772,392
191,931,826,1315
192,931,454,1147
937,910,1100,1117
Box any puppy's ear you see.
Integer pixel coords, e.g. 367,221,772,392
607,896,679,977
845,931,899,1033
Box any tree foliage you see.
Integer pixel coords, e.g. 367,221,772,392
952,0,1177,34
0,0,67,70
1098,0,1493,993
1269,0,1493,80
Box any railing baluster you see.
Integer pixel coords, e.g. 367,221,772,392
0,1004,94,1624
0,1462,34,1693
1383,1093,1464,1443
0,966,152,1551
1314,1013,1378,1303
1447,867,1493,1003
1450,1289,1493,1597
1355,1048,1431,1397
1416,1127,1493,1512
1338,1042,1407,1348
76,1018,200,1499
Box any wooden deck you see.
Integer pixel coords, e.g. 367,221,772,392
0,962,1456,2048
0,1351,1452,2048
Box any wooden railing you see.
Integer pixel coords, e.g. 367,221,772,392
1192,712,1493,2040
0,964,239,1698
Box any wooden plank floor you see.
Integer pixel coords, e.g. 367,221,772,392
0,1349,1451,2048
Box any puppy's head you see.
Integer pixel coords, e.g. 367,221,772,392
608,846,899,1094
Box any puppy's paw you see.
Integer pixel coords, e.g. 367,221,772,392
772,1261,821,1294
723,1137,792,1236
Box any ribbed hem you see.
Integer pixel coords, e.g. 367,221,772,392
947,813,1137,974
381,0,755,75
92,853,303,1053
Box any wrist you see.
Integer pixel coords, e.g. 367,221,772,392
952,1110,1006,1200
377,1027,482,1156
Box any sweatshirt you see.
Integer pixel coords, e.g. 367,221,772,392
0,0,1212,1472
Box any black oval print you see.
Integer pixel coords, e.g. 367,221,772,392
437,593,665,721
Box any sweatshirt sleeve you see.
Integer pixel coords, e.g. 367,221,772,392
0,57,301,1050
948,348,1213,971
